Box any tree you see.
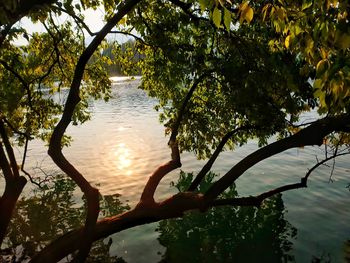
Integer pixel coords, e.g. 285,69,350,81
0,0,349,262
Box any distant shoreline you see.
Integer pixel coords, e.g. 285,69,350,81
109,76,141,83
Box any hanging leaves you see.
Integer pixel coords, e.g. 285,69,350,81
223,7,232,30
212,7,221,28
239,2,254,24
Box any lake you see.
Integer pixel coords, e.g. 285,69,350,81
3,77,350,262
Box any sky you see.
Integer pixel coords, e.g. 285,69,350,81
14,7,131,46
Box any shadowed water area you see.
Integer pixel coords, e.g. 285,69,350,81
1,78,350,262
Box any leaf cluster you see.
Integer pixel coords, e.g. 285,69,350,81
128,0,313,158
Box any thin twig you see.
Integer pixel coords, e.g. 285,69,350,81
305,152,350,181
53,5,97,36
212,180,307,207
109,30,151,46
139,76,207,204
0,59,34,109
188,125,254,191
203,114,350,202
169,73,209,144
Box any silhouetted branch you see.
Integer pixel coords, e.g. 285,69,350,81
169,74,209,144
31,120,350,262
305,151,350,181
0,61,20,80
213,180,307,207
188,125,254,191
0,120,19,178
0,59,37,113
109,30,151,46
167,0,206,22
203,114,350,203
214,149,350,207
21,135,29,171
140,75,207,204
21,169,42,188
1,118,35,184
0,23,14,47
2,118,30,139
53,5,97,36
0,142,13,182
45,0,142,261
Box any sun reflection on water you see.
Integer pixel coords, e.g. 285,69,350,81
114,143,132,175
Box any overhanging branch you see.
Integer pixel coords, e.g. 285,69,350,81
188,125,254,191
45,0,142,261
204,114,350,202
139,76,207,204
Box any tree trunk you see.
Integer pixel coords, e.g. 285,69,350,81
0,176,27,245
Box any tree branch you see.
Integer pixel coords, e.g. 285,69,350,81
188,125,254,191
0,23,14,47
53,5,97,36
215,149,350,207
0,0,56,26
109,30,151,46
30,136,350,262
1,118,36,185
139,142,181,204
0,143,13,183
305,151,350,181
212,180,307,207
203,114,350,203
46,0,142,261
0,59,36,111
139,75,207,204
0,120,19,178
169,74,208,144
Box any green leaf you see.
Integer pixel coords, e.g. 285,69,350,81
301,0,313,10
199,0,210,11
223,7,232,30
316,59,330,78
313,79,324,90
212,7,221,28
335,31,350,50
313,87,326,107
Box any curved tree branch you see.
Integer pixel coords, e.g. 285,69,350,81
109,29,151,46
0,120,27,246
188,125,254,191
32,114,350,262
203,114,350,203
47,0,142,261
214,149,350,207
212,180,307,207
0,23,14,47
0,0,56,27
139,75,207,205
0,59,33,108
0,120,19,178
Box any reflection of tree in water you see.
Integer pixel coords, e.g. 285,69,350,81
345,240,350,263
157,172,297,263
4,176,129,262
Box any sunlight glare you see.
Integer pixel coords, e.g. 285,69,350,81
114,143,132,175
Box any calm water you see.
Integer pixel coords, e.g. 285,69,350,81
3,77,350,262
